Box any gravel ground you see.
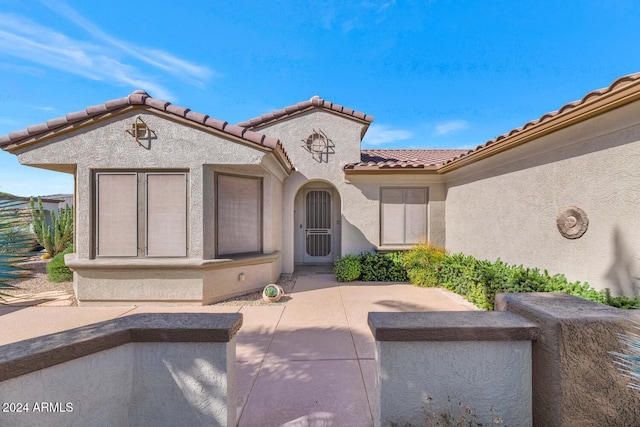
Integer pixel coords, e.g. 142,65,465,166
1,257,76,304
212,274,297,306
0,257,297,307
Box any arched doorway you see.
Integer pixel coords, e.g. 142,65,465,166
294,182,341,264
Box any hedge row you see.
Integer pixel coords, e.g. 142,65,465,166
403,243,640,310
334,251,408,282
333,244,639,310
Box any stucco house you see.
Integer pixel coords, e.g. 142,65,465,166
1,72,639,305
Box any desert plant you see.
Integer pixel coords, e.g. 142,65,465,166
612,322,640,391
0,198,35,290
30,197,73,257
46,247,74,282
264,284,279,298
334,254,361,282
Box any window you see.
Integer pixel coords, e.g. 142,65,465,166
380,188,428,245
95,172,187,257
216,174,262,256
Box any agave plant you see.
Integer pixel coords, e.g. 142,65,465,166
0,198,35,291
612,322,640,391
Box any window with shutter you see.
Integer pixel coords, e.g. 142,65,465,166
380,187,428,245
216,174,262,256
95,171,188,257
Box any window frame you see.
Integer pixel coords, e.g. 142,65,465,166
94,170,189,258
144,172,188,258
379,187,429,246
214,172,263,257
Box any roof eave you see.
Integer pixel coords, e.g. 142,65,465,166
438,74,640,173
344,165,439,175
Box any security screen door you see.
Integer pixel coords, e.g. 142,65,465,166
303,190,333,263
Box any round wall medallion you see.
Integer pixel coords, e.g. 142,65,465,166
557,206,588,239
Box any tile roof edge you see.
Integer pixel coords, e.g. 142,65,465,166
237,95,374,129
345,148,472,171
0,90,293,172
438,71,640,171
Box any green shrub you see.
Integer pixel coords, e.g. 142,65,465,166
46,247,73,282
359,251,409,282
404,245,640,310
334,254,361,282
403,243,448,287
334,252,409,282
384,251,409,282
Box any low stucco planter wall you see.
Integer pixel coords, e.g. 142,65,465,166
0,313,242,427
66,252,281,306
368,311,537,427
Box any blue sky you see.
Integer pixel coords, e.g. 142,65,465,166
1,0,640,196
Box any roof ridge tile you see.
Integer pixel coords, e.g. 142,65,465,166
237,96,373,128
0,91,292,170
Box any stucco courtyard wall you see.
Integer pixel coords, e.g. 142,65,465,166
16,109,286,304
0,314,241,427
445,101,640,295
369,311,536,427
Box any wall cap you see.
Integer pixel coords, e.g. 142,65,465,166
0,313,242,382
368,311,538,342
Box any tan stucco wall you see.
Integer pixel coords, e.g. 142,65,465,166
17,109,285,304
256,109,447,272
256,109,366,272
445,101,640,294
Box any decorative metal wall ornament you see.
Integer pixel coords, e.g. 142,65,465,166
301,129,335,162
125,116,155,149
557,206,589,239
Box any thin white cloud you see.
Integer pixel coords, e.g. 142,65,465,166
432,120,469,136
363,124,413,146
0,1,213,101
378,1,397,12
41,0,213,85
453,144,477,150
0,118,20,126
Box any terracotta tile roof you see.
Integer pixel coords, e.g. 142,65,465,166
0,90,292,171
345,149,470,171
441,72,640,169
238,96,374,129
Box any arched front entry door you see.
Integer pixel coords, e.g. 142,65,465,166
294,183,341,264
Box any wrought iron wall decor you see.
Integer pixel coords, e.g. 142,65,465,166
557,206,588,239
301,129,335,162
125,116,155,149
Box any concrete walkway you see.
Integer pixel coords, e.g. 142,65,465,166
0,268,477,426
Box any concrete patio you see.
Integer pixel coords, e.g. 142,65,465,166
0,267,477,426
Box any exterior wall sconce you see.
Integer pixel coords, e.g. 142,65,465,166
126,116,152,147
